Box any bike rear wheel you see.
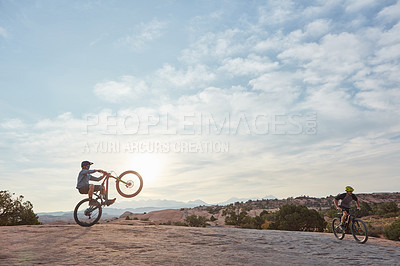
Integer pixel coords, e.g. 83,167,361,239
116,170,143,198
351,218,368,244
332,218,345,240
74,198,102,227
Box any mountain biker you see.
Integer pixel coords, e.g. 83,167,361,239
333,186,361,229
76,161,116,206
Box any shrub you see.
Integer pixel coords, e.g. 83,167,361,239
0,190,40,226
326,207,340,218
268,204,327,232
185,215,207,227
223,207,270,229
383,219,400,241
372,202,399,217
224,209,249,226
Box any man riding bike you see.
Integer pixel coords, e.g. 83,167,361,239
76,161,116,206
333,186,361,229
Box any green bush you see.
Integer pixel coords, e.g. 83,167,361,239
326,207,340,218
0,191,40,226
268,204,327,232
223,207,270,229
224,209,250,226
383,219,400,241
185,215,207,227
372,202,399,217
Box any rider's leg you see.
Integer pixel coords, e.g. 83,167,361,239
100,185,107,200
88,184,94,199
341,210,348,223
95,185,115,205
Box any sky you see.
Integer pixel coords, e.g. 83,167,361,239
1,0,400,212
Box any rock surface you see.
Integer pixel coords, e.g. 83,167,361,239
1,223,399,265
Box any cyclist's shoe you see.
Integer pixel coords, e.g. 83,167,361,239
106,198,116,206
89,199,97,206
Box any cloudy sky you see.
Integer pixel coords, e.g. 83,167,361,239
1,0,400,212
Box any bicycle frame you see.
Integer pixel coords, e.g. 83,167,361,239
99,172,130,199
337,212,354,230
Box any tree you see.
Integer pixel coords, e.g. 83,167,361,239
185,215,207,227
0,191,40,226
268,204,327,232
224,207,250,226
358,202,373,217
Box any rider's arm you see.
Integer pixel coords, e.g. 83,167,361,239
351,194,361,210
88,169,104,182
333,199,341,210
356,200,361,210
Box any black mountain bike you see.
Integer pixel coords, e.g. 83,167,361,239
332,211,368,244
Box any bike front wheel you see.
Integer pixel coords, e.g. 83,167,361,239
116,170,143,198
332,218,345,240
351,218,368,244
74,198,102,227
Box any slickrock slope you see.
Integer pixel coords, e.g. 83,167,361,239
1,223,399,265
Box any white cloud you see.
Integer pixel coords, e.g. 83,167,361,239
377,0,400,23
278,32,368,88
93,76,148,102
258,0,296,26
218,54,279,76
154,64,216,90
1,118,25,129
180,29,245,64
249,71,302,108
117,18,167,50
355,89,400,112
303,19,331,39
345,0,378,13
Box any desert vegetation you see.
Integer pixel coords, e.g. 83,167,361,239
199,193,400,241
222,204,326,231
0,190,40,226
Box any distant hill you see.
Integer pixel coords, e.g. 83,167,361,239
118,192,400,227
212,192,400,211
38,193,399,224
217,195,277,205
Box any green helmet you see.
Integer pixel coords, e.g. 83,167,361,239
345,186,354,192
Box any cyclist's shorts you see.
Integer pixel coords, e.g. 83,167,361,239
78,184,103,194
339,206,350,213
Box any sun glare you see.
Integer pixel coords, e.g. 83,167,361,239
130,153,162,185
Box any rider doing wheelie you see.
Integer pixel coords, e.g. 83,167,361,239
76,161,116,206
